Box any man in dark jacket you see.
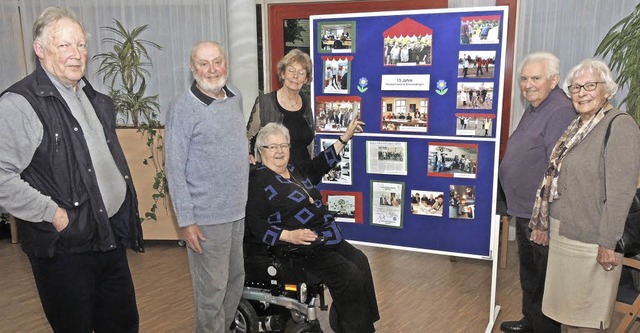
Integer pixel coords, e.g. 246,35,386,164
498,52,576,333
0,7,143,332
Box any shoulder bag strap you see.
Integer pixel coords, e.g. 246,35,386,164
603,113,628,202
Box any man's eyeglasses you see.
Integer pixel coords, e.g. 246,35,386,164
286,67,307,77
567,81,605,94
261,143,291,152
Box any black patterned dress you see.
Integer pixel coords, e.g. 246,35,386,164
245,146,344,250
244,145,380,333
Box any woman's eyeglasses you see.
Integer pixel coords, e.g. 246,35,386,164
567,81,604,94
261,143,291,152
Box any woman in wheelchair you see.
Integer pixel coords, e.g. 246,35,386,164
244,121,379,333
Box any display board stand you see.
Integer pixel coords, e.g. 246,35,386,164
485,214,501,332
310,7,510,330
311,6,509,258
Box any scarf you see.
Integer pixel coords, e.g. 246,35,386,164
529,107,608,231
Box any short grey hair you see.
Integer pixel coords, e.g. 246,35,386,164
190,41,227,68
519,52,560,78
33,7,85,48
254,123,291,163
562,58,618,98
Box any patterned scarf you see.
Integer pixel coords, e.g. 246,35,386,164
529,108,608,231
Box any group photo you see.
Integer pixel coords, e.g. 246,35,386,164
1,1,639,333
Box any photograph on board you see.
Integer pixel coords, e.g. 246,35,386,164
322,56,353,94
321,190,363,223
458,50,496,79
410,190,445,217
427,142,478,179
383,17,432,66
456,82,494,110
381,96,429,133
459,15,501,44
318,21,355,53
315,95,360,133
366,141,408,176
455,113,495,137
448,185,476,220
320,138,352,185
371,181,404,228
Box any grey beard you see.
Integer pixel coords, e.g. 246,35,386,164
194,75,227,96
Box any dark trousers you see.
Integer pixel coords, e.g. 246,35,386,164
515,217,560,333
295,241,380,333
28,245,139,333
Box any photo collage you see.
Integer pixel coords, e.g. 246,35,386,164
314,12,503,228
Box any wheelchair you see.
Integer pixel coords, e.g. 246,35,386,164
235,237,335,333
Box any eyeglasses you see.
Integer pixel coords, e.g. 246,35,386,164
261,143,291,152
285,67,307,77
567,81,605,94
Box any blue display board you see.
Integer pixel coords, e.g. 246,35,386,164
311,7,509,258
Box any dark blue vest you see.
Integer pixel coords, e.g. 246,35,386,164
1,63,143,257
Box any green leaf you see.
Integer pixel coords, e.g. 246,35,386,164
595,3,640,125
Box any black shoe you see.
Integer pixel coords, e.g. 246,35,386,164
500,318,533,333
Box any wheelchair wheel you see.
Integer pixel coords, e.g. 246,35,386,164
235,299,259,333
284,321,323,333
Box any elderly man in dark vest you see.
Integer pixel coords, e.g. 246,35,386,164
0,7,143,332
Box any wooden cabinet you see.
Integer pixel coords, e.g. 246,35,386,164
117,128,181,241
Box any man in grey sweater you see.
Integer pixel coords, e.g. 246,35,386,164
165,41,249,333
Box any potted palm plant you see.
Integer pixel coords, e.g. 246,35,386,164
595,2,640,125
93,20,170,225
94,20,161,127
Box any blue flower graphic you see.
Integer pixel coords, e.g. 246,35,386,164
436,79,448,95
357,77,369,93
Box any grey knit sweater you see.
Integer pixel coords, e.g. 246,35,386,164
549,109,640,248
165,84,249,227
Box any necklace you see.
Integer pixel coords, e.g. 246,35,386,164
279,90,300,109
289,173,314,204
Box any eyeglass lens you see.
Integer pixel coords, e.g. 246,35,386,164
266,144,290,151
568,81,602,93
